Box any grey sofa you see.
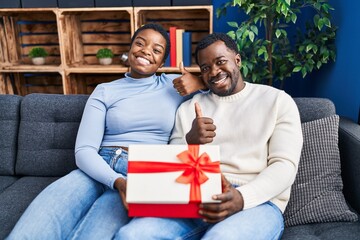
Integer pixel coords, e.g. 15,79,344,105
0,93,359,239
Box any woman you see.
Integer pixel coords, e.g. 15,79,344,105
8,23,204,240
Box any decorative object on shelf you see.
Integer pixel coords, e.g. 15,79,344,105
119,53,130,67
96,48,114,65
21,0,57,8
28,47,48,65
217,0,337,87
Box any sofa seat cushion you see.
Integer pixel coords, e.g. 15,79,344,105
0,176,58,239
282,221,360,240
0,176,18,193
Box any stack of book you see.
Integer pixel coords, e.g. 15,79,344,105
164,27,192,68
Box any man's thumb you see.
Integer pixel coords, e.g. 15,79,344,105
195,102,203,118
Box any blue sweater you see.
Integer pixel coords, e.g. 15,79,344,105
75,73,185,188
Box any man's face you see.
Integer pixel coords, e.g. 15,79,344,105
197,41,243,96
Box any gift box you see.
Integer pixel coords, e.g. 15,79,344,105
127,144,221,218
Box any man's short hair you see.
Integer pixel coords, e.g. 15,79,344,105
131,23,170,62
195,33,240,65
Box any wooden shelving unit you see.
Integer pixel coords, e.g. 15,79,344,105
134,5,213,71
0,5,212,95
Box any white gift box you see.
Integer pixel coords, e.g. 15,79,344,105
126,144,221,218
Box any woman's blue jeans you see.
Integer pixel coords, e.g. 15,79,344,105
8,146,284,239
7,147,130,240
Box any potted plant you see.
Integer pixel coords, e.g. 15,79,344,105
217,0,337,87
28,47,48,65
96,48,114,65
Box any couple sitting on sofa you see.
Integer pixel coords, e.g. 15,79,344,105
8,23,303,239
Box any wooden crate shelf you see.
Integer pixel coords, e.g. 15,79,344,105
134,5,212,70
63,72,125,95
0,72,63,95
58,7,134,68
0,9,60,67
0,6,212,95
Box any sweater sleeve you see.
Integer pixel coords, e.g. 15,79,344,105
237,92,303,211
75,86,124,189
169,100,193,144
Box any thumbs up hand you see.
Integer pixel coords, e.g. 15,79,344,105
173,62,205,96
186,102,216,144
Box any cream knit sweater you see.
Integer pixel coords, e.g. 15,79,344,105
170,82,303,212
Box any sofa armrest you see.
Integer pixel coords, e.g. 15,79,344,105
339,117,360,214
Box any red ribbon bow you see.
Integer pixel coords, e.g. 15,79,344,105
128,145,220,202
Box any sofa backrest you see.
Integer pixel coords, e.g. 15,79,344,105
293,97,336,123
15,94,89,177
0,95,22,175
4,94,337,178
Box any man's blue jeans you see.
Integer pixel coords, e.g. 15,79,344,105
115,201,284,240
8,146,284,239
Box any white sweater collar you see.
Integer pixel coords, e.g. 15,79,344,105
211,81,250,102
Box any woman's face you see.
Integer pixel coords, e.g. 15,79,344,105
128,29,167,79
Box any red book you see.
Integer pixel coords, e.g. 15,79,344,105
169,27,177,67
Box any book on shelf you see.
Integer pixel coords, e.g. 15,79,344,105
169,26,177,67
164,32,171,67
182,32,192,67
167,28,192,68
176,28,185,68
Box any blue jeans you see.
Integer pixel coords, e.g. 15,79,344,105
115,201,284,240
7,147,130,240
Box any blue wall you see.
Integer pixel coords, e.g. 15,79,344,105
213,0,360,122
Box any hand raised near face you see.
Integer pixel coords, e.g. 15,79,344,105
186,102,216,144
173,62,205,96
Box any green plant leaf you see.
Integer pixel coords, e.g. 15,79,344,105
248,31,255,42
293,66,302,72
275,29,281,38
228,21,239,28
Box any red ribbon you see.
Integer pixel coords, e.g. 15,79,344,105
128,145,220,202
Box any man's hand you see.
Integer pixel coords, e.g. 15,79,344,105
186,102,216,144
199,174,244,223
173,62,205,96
114,177,128,210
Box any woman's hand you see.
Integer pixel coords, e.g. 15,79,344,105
199,174,244,223
114,177,128,210
173,62,205,96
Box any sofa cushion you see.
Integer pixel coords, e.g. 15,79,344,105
0,176,18,193
0,176,58,239
282,221,360,240
284,115,358,226
293,98,336,123
339,117,360,214
16,94,89,177
0,94,22,175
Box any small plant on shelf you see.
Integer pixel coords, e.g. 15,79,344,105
96,48,114,65
28,47,48,65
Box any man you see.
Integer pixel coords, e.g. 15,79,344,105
170,33,303,239
117,33,303,239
